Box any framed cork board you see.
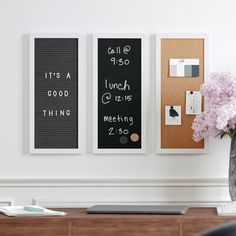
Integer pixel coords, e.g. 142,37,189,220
156,34,209,154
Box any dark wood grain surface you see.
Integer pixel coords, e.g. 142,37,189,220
0,208,235,236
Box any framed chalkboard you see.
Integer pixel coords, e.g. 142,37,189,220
30,34,81,154
93,34,146,153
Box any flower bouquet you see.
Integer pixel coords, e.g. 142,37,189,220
192,72,236,200
192,72,236,141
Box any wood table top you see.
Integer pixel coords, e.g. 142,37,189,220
0,207,233,222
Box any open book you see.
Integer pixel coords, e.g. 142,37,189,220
0,205,66,217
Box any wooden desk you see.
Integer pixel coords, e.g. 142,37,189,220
0,208,235,236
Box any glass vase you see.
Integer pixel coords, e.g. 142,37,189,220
229,136,236,200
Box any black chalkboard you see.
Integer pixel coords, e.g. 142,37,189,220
34,38,78,149
97,38,142,149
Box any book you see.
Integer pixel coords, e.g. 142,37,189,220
217,202,236,216
0,205,66,217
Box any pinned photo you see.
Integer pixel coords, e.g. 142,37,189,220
185,91,202,115
165,106,181,125
169,59,199,77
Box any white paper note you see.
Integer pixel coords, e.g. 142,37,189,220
185,91,202,115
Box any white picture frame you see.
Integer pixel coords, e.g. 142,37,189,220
156,34,209,154
93,34,147,154
29,33,81,154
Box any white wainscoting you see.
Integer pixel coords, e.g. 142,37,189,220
33,199,230,208
0,177,228,187
0,177,229,207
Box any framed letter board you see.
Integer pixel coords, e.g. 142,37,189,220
30,34,80,154
156,34,209,154
93,34,146,154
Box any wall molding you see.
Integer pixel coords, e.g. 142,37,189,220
0,177,228,187
33,199,230,208
0,178,229,207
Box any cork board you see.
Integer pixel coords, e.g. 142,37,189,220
160,38,205,149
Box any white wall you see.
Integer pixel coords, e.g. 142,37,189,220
0,0,234,206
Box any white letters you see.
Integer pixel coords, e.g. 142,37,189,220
103,115,133,126
107,45,131,55
104,79,130,91
44,72,71,79
66,72,71,79
47,90,69,97
42,109,71,117
42,71,73,120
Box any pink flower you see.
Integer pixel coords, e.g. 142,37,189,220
201,72,236,106
192,111,218,142
192,72,236,141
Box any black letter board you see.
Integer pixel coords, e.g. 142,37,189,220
30,35,80,154
93,35,146,153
